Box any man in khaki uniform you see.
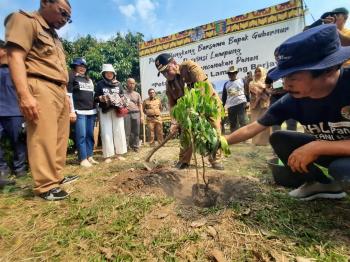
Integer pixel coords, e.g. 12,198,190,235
5,0,78,201
143,88,163,146
155,53,224,170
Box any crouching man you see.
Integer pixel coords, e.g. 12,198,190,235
226,24,350,200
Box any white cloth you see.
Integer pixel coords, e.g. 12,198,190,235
75,109,97,115
99,109,127,157
224,78,246,109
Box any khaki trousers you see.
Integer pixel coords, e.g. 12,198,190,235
27,78,70,195
147,117,163,144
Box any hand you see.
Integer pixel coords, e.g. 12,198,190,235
19,93,39,122
140,114,144,124
287,142,319,173
170,123,179,134
322,16,336,24
99,95,110,103
69,112,77,123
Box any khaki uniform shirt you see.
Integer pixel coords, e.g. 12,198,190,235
143,97,162,118
5,11,68,84
342,28,350,68
165,60,220,109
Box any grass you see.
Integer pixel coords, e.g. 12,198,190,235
0,141,349,261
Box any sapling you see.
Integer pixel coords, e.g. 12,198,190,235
172,81,230,188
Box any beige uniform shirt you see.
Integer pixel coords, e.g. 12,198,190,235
143,97,162,117
165,60,220,109
342,28,350,68
5,11,68,84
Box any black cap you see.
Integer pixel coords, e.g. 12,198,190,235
155,53,173,76
0,39,5,49
70,57,87,68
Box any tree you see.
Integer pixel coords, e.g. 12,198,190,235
61,32,144,86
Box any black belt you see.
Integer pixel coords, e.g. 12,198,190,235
148,115,160,117
28,74,66,87
128,111,140,114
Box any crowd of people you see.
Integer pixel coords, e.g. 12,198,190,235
1,0,350,202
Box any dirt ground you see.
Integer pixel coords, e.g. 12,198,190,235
1,140,350,261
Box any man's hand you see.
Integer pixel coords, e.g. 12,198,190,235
19,93,39,122
69,112,77,123
322,16,336,24
287,142,319,173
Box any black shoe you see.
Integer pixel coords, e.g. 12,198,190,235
211,163,224,170
0,179,16,189
175,162,190,169
39,187,69,201
14,170,27,178
60,175,79,185
132,147,139,152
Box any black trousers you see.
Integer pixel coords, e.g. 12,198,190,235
227,102,247,132
0,116,27,172
270,131,350,184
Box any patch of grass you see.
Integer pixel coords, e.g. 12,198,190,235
229,190,350,260
152,227,200,260
0,226,13,239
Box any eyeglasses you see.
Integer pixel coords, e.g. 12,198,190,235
59,7,72,23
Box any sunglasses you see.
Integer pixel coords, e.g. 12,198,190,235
59,7,72,23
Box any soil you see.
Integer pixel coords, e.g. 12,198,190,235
112,165,262,208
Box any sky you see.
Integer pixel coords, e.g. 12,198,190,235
0,0,349,41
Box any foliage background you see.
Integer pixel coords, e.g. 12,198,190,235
61,32,144,91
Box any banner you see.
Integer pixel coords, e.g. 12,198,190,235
139,0,305,107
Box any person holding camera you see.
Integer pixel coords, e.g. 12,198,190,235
307,8,350,66
324,8,349,67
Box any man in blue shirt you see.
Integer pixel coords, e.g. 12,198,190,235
225,24,350,201
0,39,27,181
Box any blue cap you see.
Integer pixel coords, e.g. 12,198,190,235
268,24,350,80
70,57,87,68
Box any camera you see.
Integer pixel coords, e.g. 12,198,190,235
304,12,337,30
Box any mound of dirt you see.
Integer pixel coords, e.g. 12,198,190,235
112,167,262,207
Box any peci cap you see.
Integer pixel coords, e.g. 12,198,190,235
227,66,238,74
268,24,350,81
70,57,87,68
155,53,173,76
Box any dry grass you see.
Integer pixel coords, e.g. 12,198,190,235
0,141,349,261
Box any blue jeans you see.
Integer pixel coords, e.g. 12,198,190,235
0,116,27,172
75,114,96,161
